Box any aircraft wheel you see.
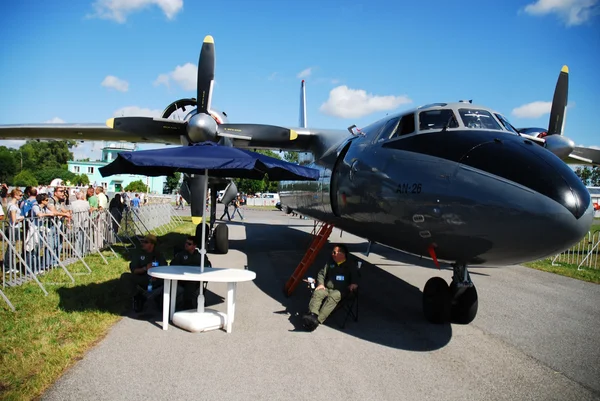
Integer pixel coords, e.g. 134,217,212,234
214,224,229,254
195,223,211,247
422,277,451,324
449,283,478,324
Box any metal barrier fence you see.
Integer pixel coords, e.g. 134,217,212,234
1,202,182,311
550,230,600,270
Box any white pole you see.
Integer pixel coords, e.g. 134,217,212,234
197,169,209,313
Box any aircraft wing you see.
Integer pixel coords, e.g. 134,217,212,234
565,146,600,166
0,122,182,145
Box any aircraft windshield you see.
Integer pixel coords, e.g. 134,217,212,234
494,113,519,134
419,109,458,131
459,109,502,130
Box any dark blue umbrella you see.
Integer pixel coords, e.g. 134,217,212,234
99,142,319,181
99,141,319,310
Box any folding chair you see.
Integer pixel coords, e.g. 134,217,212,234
332,288,359,329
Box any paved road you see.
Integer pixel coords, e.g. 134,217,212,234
43,206,600,401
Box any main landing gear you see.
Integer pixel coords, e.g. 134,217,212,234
422,263,478,324
195,184,229,255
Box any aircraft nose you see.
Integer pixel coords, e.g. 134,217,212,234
460,137,591,219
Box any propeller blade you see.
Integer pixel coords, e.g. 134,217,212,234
106,117,186,137
180,174,193,204
217,123,298,142
197,35,215,115
547,65,568,136
188,174,208,224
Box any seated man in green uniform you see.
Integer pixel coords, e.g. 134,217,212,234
120,234,168,313
170,235,212,310
303,244,359,331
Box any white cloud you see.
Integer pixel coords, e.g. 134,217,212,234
89,0,183,23
44,117,66,123
297,68,313,79
511,101,552,118
101,75,129,92
112,106,163,117
320,85,412,119
523,0,599,26
154,63,197,91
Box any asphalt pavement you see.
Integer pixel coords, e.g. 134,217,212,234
42,205,600,401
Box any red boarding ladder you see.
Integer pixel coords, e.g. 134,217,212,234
284,221,334,296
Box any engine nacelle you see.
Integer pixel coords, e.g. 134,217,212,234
544,135,574,160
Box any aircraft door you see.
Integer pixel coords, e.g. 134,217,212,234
330,139,360,217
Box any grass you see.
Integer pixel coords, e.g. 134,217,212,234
0,219,197,401
524,259,600,284
524,219,600,284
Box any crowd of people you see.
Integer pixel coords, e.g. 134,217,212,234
0,182,150,275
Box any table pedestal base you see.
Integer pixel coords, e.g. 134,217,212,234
172,309,226,333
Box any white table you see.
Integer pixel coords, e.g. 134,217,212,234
148,265,256,333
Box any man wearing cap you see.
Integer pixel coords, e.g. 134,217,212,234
121,234,167,313
171,236,212,310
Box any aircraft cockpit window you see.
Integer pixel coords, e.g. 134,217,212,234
494,113,519,134
361,118,388,139
419,109,458,131
459,109,502,130
374,117,400,143
389,113,415,139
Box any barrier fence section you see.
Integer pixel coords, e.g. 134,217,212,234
550,230,599,270
1,202,181,311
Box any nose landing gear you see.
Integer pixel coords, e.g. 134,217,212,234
422,263,478,324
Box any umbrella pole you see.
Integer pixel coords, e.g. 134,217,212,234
198,169,209,313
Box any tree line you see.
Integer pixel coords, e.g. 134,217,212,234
574,166,600,187
0,140,91,187
0,141,303,194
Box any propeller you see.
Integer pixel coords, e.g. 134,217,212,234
547,65,568,136
517,65,573,158
106,35,298,145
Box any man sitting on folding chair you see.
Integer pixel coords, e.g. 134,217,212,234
303,244,359,331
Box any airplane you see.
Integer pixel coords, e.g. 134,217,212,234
1,35,597,326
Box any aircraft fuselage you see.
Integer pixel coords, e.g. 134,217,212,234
280,105,593,266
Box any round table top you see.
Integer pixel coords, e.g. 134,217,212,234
148,265,256,282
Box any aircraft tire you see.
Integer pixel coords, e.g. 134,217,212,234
195,223,211,248
214,224,229,254
422,277,451,324
449,283,478,324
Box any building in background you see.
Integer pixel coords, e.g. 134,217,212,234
67,142,167,193
589,187,600,218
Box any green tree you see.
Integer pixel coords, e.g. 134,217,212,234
0,147,17,183
74,173,90,186
165,172,181,194
20,140,75,170
283,151,299,164
591,167,600,187
235,178,265,195
575,166,593,186
13,170,38,187
125,180,148,193
34,168,77,185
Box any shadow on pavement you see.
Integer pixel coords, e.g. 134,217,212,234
227,220,452,352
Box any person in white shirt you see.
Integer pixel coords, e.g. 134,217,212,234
70,190,91,255
95,186,109,210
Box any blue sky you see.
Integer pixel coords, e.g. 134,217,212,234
0,0,598,159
